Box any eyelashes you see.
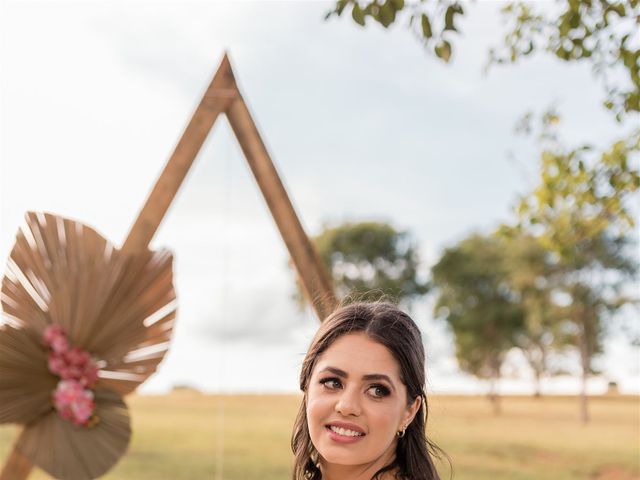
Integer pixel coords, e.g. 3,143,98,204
319,377,342,390
319,377,391,399
370,384,391,398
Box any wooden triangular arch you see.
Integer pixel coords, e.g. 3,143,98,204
1,52,337,479
124,52,337,318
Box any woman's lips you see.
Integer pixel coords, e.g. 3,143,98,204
325,425,366,444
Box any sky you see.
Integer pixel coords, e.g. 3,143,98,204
1,0,638,395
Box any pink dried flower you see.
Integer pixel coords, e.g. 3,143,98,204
50,335,69,353
43,324,64,344
64,347,91,366
43,324,100,420
59,365,82,381
81,363,99,388
47,352,66,376
52,380,96,426
43,325,69,353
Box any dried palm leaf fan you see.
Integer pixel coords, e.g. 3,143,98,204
0,52,336,479
0,212,175,480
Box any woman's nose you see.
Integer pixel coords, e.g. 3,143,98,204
334,388,362,416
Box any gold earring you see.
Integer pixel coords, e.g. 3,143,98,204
397,425,406,438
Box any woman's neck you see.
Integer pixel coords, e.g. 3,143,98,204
321,466,397,480
319,443,397,480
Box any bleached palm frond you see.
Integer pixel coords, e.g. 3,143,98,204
0,211,177,480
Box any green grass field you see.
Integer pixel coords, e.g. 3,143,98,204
1,393,638,479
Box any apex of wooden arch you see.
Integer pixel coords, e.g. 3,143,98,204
203,52,239,100
123,51,337,320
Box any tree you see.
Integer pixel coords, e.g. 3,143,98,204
306,221,429,305
431,233,525,414
512,114,639,422
327,0,640,120
501,232,566,397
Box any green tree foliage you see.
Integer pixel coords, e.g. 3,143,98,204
328,0,640,120
489,1,640,120
511,113,639,421
326,0,464,63
310,221,429,303
502,232,566,397
431,234,526,414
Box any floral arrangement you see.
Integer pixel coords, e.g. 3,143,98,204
0,212,177,480
44,325,99,427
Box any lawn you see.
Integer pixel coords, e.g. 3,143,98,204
0,393,638,479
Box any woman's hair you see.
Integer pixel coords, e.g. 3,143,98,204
291,301,445,480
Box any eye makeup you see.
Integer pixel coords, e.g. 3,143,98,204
317,366,397,394
367,384,391,398
319,377,342,389
318,376,392,399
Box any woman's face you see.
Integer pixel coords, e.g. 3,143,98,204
306,332,420,473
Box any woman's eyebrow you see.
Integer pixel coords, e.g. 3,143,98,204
319,367,396,390
320,366,348,377
363,374,396,392
362,373,394,384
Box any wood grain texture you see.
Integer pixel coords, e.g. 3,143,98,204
123,51,336,318
0,447,32,480
226,96,337,319
121,53,238,255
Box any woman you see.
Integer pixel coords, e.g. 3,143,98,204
291,301,444,480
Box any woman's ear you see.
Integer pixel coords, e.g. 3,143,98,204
402,396,422,428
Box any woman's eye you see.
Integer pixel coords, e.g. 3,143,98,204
368,384,390,398
320,378,342,390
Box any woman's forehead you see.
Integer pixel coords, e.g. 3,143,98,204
314,332,401,378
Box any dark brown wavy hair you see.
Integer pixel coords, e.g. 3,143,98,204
291,301,446,480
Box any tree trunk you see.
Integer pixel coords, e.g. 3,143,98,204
488,372,501,415
524,342,547,398
533,368,542,398
578,324,590,424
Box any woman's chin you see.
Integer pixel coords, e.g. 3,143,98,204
319,450,364,467
317,442,369,466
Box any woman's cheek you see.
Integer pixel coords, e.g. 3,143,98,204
306,394,327,436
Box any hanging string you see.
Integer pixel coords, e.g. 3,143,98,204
215,122,233,480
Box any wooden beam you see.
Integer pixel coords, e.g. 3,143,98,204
225,96,337,320
123,50,337,318
0,439,31,480
122,53,238,254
